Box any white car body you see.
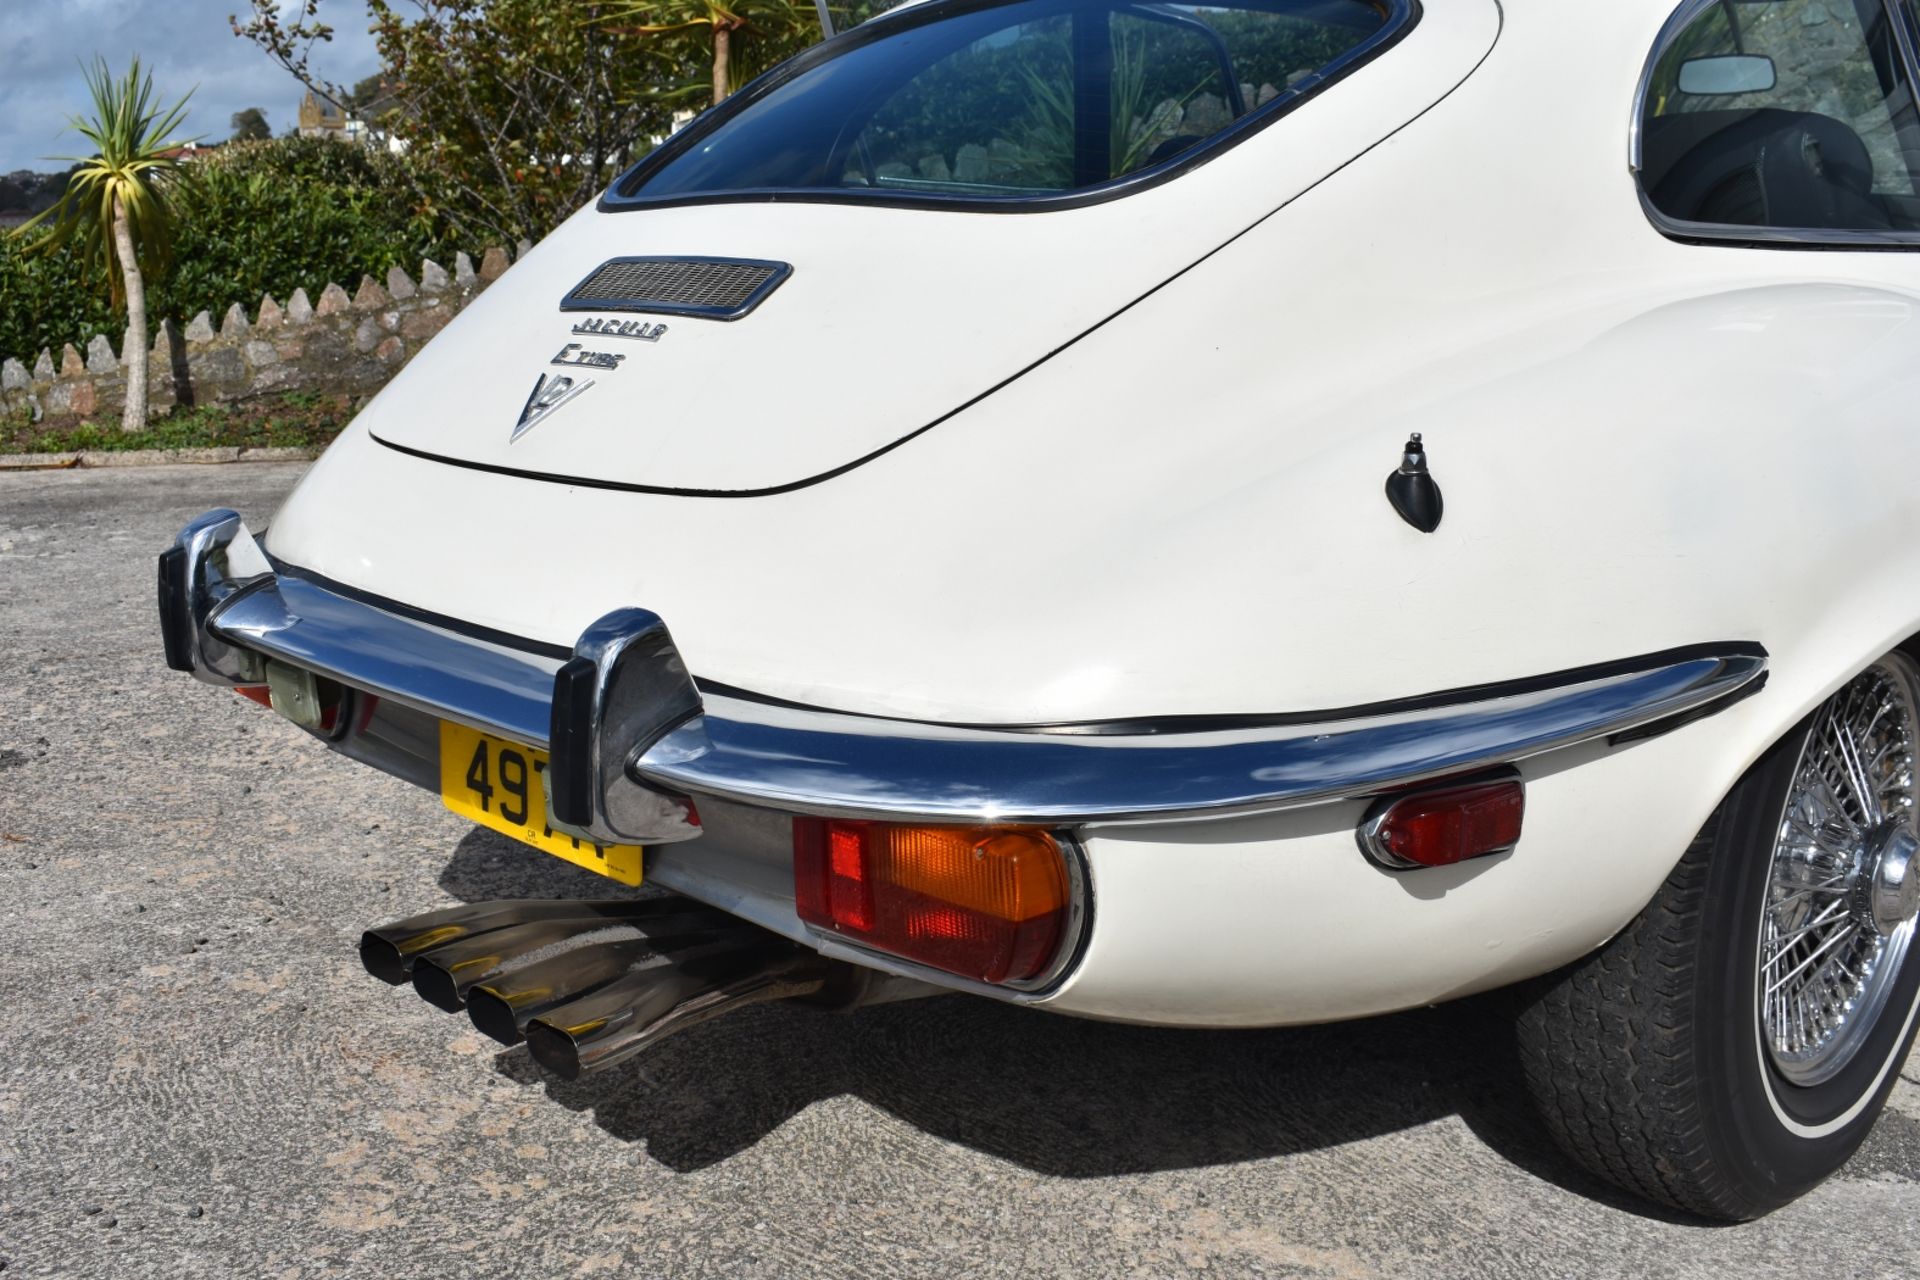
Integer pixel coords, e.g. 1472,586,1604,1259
165,0,1920,1029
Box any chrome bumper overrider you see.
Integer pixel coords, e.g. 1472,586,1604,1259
159,509,1770,833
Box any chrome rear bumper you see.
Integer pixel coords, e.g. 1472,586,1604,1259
159,509,1770,832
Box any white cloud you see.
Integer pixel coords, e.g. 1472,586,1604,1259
0,0,381,172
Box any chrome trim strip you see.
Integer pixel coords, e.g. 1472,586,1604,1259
207,570,561,748
634,652,1767,825
1629,0,1716,176
175,515,1768,828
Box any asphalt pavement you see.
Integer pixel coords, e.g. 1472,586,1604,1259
1,463,1916,1279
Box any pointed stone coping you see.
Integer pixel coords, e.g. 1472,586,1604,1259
315,283,352,317
59,345,85,378
1,358,27,391
0,241,512,383
86,334,118,375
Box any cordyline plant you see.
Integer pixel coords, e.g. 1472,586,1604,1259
233,0,689,246
16,59,196,431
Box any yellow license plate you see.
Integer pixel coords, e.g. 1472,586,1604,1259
438,721,643,886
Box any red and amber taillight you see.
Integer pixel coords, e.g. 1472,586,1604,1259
1358,776,1525,870
793,819,1073,985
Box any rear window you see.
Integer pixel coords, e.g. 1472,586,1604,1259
608,0,1406,208
1636,0,1920,239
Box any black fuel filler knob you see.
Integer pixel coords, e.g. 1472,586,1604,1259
1385,433,1443,533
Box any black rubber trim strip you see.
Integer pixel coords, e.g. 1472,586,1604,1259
1607,666,1768,746
703,642,1770,737
596,0,1419,217
369,0,1494,499
157,546,193,672
259,556,1763,740
546,658,599,824
1639,191,1920,252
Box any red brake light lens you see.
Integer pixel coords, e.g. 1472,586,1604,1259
794,819,1072,985
1361,778,1525,870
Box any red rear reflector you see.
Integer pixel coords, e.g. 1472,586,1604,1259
235,685,273,708
1360,777,1525,870
794,820,1071,985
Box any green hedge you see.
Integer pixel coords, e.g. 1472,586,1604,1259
0,237,117,367
0,137,457,367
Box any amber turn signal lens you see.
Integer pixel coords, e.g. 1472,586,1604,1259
793,820,1072,985
1360,777,1524,870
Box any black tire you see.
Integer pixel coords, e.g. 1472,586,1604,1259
1515,657,1920,1220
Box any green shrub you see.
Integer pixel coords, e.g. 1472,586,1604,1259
0,136,457,365
157,136,456,322
0,233,118,367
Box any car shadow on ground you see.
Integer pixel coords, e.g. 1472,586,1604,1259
435,829,1701,1220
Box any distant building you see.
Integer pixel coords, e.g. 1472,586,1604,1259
297,90,366,143
295,88,408,154
157,141,221,163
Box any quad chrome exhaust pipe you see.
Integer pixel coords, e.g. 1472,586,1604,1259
521,942,830,1080
359,896,837,1076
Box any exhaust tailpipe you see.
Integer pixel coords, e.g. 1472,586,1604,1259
361,895,856,1077
466,935,693,1046
358,898,685,985
524,944,831,1080
402,901,739,1012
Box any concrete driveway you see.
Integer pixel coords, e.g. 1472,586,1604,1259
1,463,1915,1279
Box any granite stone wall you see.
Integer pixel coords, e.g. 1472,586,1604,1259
0,242,527,427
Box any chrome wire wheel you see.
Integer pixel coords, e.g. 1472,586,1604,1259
1761,654,1920,1087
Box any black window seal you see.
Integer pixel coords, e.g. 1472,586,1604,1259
596,0,1420,216
1631,0,1920,250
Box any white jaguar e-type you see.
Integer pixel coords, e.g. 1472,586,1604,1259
158,0,1920,1218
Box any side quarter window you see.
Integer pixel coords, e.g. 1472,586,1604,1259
1638,0,1920,237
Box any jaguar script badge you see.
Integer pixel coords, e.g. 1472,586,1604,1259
512,372,594,442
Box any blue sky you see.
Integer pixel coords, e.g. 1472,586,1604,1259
0,0,382,173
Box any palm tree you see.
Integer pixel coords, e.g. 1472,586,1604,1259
16,59,195,431
599,0,817,107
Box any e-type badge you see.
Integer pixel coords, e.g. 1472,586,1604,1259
512,372,594,442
